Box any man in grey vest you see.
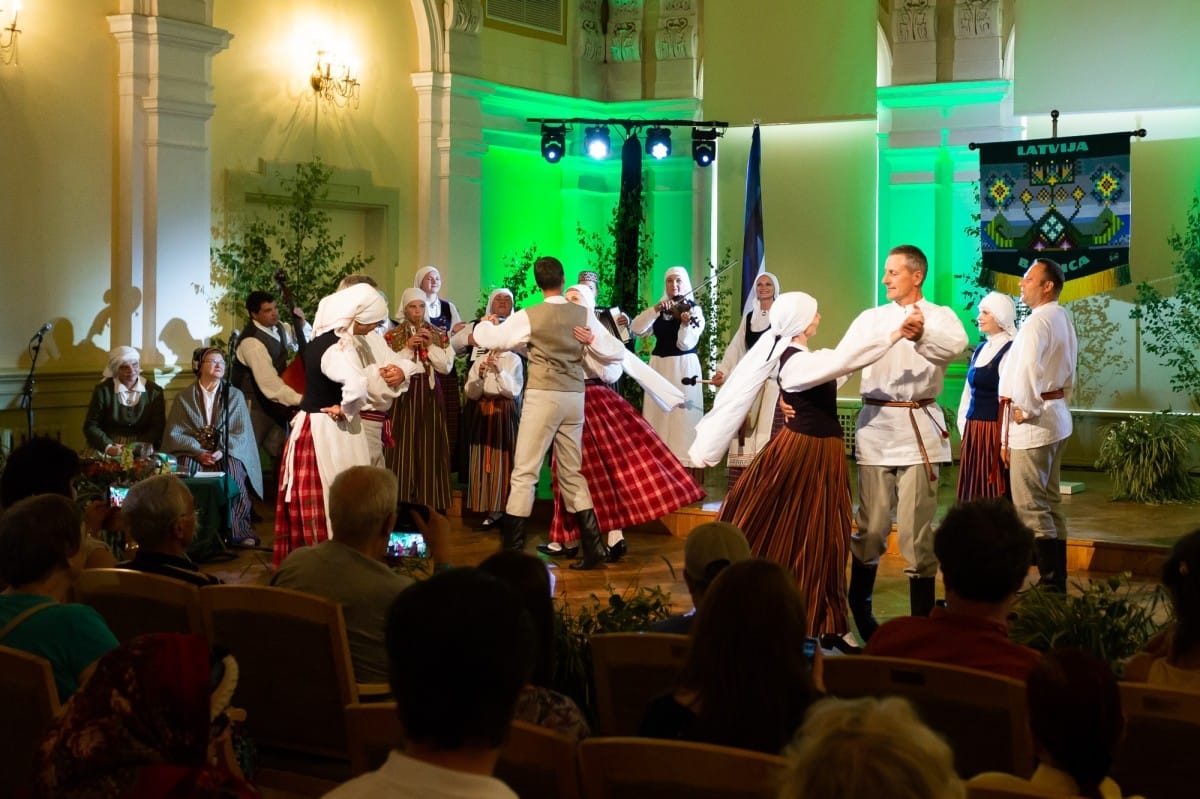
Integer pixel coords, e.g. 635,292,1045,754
471,256,626,569
231,290,308,462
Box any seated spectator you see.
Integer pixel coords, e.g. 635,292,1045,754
865,497,1041,680
778,696,964,799
117,474,220,588
1124,528,1200,689
0,495,118,700
0,436,117,569
639,558,822,754
969,647,1136,798
272,465,449,684
35,632,256,798
83,345,166,457
644,521,751,635
478,551,590,741
325,568,535,798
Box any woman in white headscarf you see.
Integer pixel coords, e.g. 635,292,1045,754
629,266,705,468
712,271,783,490
384,287,455,512
273,283,394,566
83,346,166,457
414,265,465,473
955,291,1017,501
462,289,523,526
539,284,704,566
689,293,907,644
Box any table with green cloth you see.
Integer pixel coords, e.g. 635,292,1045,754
181,475,241,561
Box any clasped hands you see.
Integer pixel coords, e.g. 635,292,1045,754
899,306,925,341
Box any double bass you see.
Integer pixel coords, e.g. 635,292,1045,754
274,269,308,394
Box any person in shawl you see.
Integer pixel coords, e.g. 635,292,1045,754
273,283,399,567
689,292,909,646
83,345,166,457
629,266,705,469
955,291,1017,502
384,287,455,512
413,264,465,472
162,347,264,545
538,284,704,567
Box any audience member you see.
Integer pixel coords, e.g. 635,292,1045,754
272,465,449,683
35,632,256,799
1124,528,1200,689
969,647,1137,798
639,559,822,754
778,696,964,799
0,436,117,569
644,521,751,635
117,474,220,587
324,568,535,798
865,497,1041,680
0,495,118,700
478,551,590,741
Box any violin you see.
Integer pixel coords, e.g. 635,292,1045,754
659,295,701,328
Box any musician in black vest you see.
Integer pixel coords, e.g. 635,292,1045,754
231,290,309,464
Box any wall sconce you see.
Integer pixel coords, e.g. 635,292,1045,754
1,2,21,66
310,50,360,109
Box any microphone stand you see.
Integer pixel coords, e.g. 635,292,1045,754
221,331,239,550
20,329,49,441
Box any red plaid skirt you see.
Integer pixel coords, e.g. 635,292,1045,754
956,418,1009,501
550,384,704,542
273,414,329,567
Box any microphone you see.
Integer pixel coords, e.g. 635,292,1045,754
30,321,52,341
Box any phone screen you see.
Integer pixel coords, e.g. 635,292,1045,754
388,532,427,559
108,485,130,508
802,636,818,667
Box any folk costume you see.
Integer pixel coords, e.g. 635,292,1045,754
83,346,166,454
273,284,386,567
414,265,463,472
630,267,705,468
690,293,902,637
955,292,1016,502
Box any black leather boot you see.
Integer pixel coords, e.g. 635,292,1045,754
569,509,609,570
1034,537,1068,592
909,576,937,617
848,560,880,641
499,514,527,552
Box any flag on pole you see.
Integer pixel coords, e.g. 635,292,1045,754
741,123,765,313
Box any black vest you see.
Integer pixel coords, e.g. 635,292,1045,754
651,315,696,357
965,340,1013,422
779,348,842,439
231,321,293,426
299,331,344,413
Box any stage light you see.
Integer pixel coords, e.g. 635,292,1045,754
645,126,671,160
540,123,566,163
584,125,611,159
691,128,718,167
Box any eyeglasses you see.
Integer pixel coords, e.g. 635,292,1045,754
202,359,225,366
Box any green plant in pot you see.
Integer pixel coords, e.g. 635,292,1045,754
1094,411,1200,503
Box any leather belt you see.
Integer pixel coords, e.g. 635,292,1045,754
360,409,395,448
861,397,946,482
1000,388,1065,450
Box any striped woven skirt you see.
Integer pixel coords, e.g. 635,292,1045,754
956,418,1009,502
177,454,256,542
273,414,328,568
465,395,519,514
550,383,705,542
718,429,851,636
385,374,452,511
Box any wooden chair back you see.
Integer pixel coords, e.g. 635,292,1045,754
200,585,358,760
577,737,785,799
822,655,1033,779
345,702,403,777
967,786,1084,799
75,568,207,643
589,633,689,736
1110,681,1200,799
0,646,61,798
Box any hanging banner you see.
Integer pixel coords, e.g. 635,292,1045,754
978,131,1131,301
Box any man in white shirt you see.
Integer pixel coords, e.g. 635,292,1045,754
999,258,1078,592
847,245,969,639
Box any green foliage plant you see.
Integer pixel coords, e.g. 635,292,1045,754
696,249,737,414
1132,193,1200,409
1067,293,1131,409
209,158,374,332
1094,411,1200,503
474,243,540,318
1009,574,1168,676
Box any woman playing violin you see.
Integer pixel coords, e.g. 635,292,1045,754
630,266,706,470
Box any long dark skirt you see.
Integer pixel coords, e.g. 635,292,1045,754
956,418,1010,501
465,395,519,514
385,375,452,511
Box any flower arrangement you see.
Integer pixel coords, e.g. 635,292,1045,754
75,446,173,553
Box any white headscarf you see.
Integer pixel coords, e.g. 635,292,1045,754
396,287,428,323
415,265,441,320
485,288,515,318
979,291,1017,336
688,292,819,467
103,346,139,378
311,283,389,348
565,284,595,309
742,270,781,316
660,266,694,302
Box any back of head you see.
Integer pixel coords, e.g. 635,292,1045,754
477,551,555,687
0,436,81,508
1162,529,1200,658
337,274,378,290
889,244,929,279
935,498,1034,603
122,474,189,550
683,521,751,597
681,559,819,753
386,568,535,750
328,466,398,547
780,696,963,799
533,256,565,290
1027,648,1123,797
0,494,83,587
